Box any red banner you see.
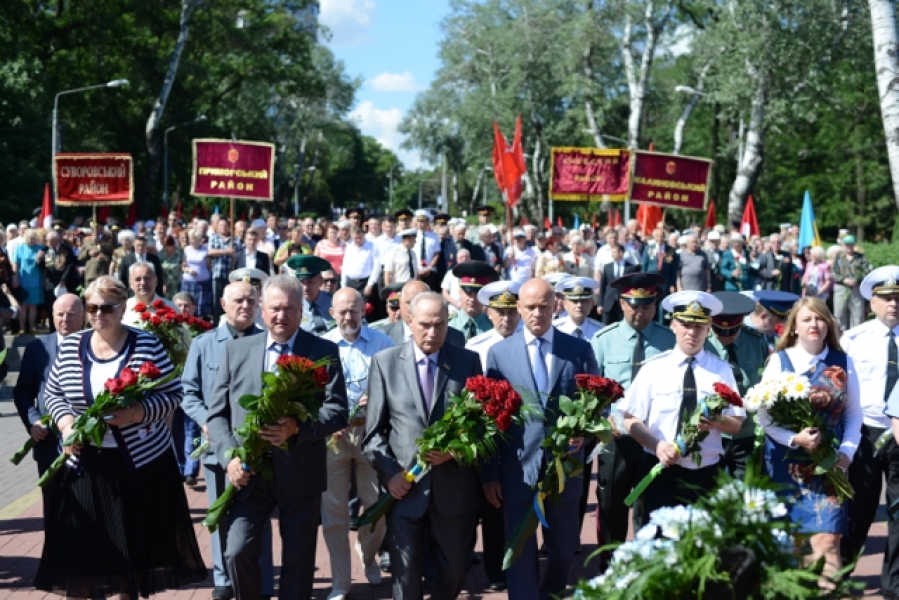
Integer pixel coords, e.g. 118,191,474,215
549,147,629,201
629,151,712,210
54,153,133,206
191,139,275,201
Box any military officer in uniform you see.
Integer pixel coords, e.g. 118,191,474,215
741,290,799,351
619,291,744,524
447,261,496,341
286,254,336,335
706,291,769,479
553,276,602,341
590,273,675,559
464,279,522,592
368,282,403,331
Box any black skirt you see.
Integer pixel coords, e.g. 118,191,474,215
35,446,207,598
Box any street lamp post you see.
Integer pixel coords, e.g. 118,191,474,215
51,79,129,210
163,115,208,211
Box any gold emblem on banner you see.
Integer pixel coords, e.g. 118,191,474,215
228,148,239,163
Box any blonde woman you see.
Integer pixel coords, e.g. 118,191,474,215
12,229,45,334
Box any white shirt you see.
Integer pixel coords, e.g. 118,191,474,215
523,326,555,400
89,350,128,448
553,316,601,341
384,244,418,283
466,322,524,370
594,244,639,271
264,329,300,372
340,240,378,286
414,231,441,267
504,245,537,284
841,318,899,429
618,348,744,469
760,346,862,459
441,272,461,304
245,252,257,270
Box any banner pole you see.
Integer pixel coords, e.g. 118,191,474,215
230,197,235,232
92,205,98,239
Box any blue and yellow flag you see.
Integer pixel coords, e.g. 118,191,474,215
798,191,821,250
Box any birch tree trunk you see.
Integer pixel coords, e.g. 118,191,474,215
869,0,899,211
727,73,767,224
138,0,201,216
673,63,711,155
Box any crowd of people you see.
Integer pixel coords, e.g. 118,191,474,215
9,203,899,600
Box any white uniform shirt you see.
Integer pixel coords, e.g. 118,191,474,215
340,240,378,287
383,244,418,284
413,231,441,268
760,346,863,459
840,318,899,429
619,348,744,469
504,245,537,284
553,316,601,341
465,321,524,370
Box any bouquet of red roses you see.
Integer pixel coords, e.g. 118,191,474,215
624,382,743,507
503,374,623,569
37,361,178,486
133,300,212,367
202,355,331,532
356,375,531,531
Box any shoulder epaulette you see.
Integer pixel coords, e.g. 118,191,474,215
740,324,764,337
595,322,620,337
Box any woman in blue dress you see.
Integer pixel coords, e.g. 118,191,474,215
760,297,862,586
12,229,45,334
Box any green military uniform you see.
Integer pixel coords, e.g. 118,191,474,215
448,310,492,341
588,272,675,558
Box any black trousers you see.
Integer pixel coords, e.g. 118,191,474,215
721,436,755,481
344,276,369,294
479,492,505,584
212,277,229,321
637,454,721,527
841,425,885,567
596,435,645,549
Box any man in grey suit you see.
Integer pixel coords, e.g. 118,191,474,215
382,280,466,348
181,281,274,600
363,291,483,599
207,275,348,600
483,278,599,600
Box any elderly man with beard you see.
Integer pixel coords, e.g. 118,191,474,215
181,281,273,600
321,288,394,600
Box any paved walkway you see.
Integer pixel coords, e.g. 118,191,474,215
0,406,890,599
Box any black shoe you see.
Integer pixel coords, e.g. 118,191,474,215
380,551,391,573
184,475,198,487
488,581,507,591
212,586,234,600
349,517,359,532
469,550,481,565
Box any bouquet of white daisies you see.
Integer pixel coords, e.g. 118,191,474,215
744,369,853,502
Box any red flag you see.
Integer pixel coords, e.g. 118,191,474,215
740,195,760,237
607,207,622,228
556,215,564,228
520,216,529,226
704,200,717,230
492,116,527,208
544,216,551,231
159,204,168,219
125,202,137,227
190,204,199,220
592,213,598,230
97,206,110,223
176,199,183,220
636,204,662,236
39,183,52,229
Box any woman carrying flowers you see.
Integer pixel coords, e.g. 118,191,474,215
759,296,862,584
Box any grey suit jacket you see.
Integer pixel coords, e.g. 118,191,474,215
362,340,482,518
206,328,348,498
483,327,599,496
181,323,263,466
382,320,466,348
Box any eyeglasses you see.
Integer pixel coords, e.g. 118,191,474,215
86,303,121,314
322,278,338,284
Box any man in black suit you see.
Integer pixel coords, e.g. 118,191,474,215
118,234,164,296
207,275,347,600
599,244,641,325
234,229,271,275
363,291,483,599
382,280,466,348
14,294,83,481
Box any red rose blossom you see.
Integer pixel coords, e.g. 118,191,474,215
313,366,329,388
139,361,162,379
496,412,512,431
822,366,846,391
484,400,502,418
133,302,147,313
119,368,138,387
151,299,165,309
150,315,162,327
712,382,743,407
774,323,785,338
140,311,151,321
105,378,126,395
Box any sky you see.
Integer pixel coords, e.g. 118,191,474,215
318,0,451,170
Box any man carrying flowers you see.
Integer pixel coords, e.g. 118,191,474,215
206,275,348,600
361,291,484,600
619,291,745,525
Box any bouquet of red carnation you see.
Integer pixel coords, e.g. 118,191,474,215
37,361,177,486
357,375,532,531
503,374,624,569
202,354,331,532
625,382,743,507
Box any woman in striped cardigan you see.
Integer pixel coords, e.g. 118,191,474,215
34,276,205,599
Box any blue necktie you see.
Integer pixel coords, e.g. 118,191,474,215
533,337,548,404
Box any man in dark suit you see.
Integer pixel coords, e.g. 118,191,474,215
383,280,466,348
181,281,273,600
207,275,348,600
599,244,641,325
14,294,83,475
641,229,680,323
118,234,164,296
233,229,271,275
483,278,599,600
363,291,483,599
